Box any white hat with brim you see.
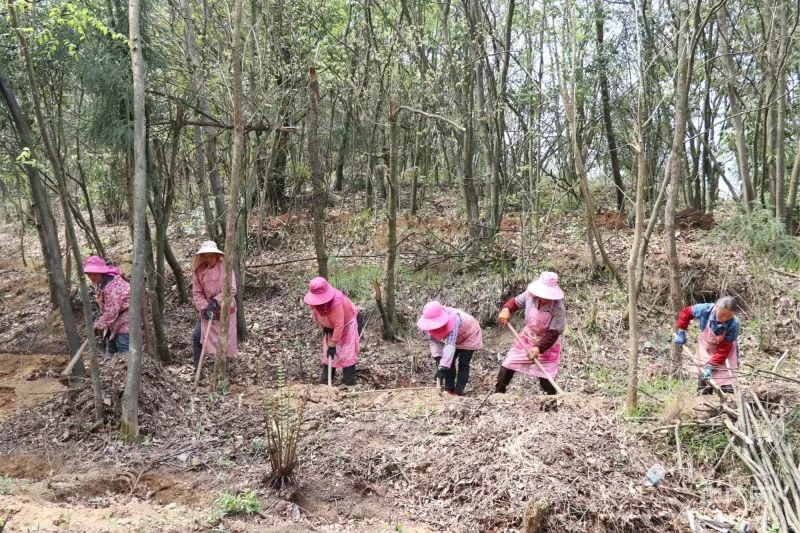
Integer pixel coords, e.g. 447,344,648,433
526,271,564,301
192,240,224,271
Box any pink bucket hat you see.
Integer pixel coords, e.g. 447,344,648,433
416,301,456,335
304,277,336,306
527,271,564,300
84,255,110,275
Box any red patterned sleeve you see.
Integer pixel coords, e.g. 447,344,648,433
676,306,694,330
503,297,520,313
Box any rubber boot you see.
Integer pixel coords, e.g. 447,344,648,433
320,364,335,384
495,366,515,393
342,365,357,386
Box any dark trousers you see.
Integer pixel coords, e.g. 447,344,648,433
495,367,557,395
320,311,364,386
193,319,232,371
698,379,734,395
435,349,474,395
107,332,129,355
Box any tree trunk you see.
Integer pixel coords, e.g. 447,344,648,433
121,0,148,442
787,133,800,231
307,67,329,279
626,108,648,413
0,76,84,366
717,9,755,211
215,0,246,383
665,0,692,375
384,102,400,340
595,1,625,213
334,109,352,192
560,1,620,284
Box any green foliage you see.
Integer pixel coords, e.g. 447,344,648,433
0,476,12,495
328,263,381,304
210,490,261,523
679,426,729,466
263,361,306,489
715,207,800,269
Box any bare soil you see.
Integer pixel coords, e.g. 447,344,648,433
0,199,797,532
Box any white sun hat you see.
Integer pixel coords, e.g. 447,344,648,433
192,240,224,271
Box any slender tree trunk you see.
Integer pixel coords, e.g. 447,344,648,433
787,133,800,231
121,0,148,441
560,1,620,284
384,102,400,340
215,0,246,382
626,109,648,413
307,67,329,278
773,0,786,221
334,109,352,192
0,76,84,366
717,9,754,211
596,1,625,213
192,126,216,236
665,0,692,375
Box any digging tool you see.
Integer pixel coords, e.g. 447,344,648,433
682,345,736,395
506,323,564,395
193,317,214,388
60,338,90,380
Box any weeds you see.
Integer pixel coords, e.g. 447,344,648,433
328,263,382,303
210,490,261,523
714,207,800,269
263,361,306,489
0,476,12,495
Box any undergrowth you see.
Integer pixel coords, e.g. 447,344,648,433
210,490,261,523
263,361,306,489
714,207,800,269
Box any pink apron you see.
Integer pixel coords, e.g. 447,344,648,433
696,308,738,386
502,300,561,378
315,295,360,369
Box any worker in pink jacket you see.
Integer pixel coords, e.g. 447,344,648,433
417,301,483,396
304,277,364,385
496,271,567,395
191,241,237,368
84,255,130,359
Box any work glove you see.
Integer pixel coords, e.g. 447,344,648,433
326,346,337,360
674,329,687,346
435,366,447,380
527,346,540,362
498,308,511,327
203,299,219,320
700,365,712,381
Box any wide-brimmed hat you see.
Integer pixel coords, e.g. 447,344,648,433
304,277,336,306
192,241,224,271
416,301,456,337
527,271,564,300
84,255,110,275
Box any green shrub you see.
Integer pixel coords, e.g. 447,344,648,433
211,490,262,522
263,362,306,489
716,207,800,268
328,263,381,304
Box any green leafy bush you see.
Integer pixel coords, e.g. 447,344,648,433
716,207,800,268
211,490,261,522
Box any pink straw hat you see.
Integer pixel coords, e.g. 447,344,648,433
84,255,110,275
416,301,456,334
527,271,564,300
304,277,336,306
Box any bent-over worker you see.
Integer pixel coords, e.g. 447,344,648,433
495,271,566,395
191,241,237,369
84,255,130,359
304,277,364,386
674,296,741,394
416,301,483,396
